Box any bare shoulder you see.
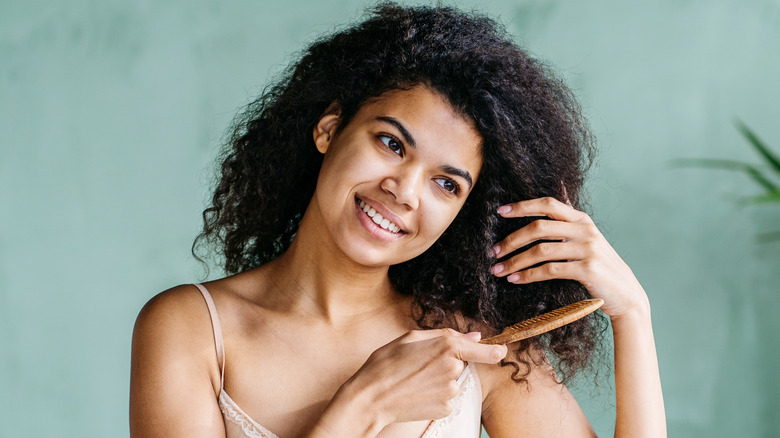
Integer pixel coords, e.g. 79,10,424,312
477,344,596,438
135,284,209,325
133,285,216,358
131,273,264,384
133,276,251,346
130,284,227,437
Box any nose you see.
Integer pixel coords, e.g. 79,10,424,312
380,165,424,210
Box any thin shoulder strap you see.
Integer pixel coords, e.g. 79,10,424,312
193,283,226,391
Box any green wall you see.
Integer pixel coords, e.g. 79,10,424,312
2,0,779,436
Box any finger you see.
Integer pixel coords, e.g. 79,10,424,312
463,331,482,342
399,328,462,342
492,241,589,277
453,338,507,364
399,328,464,343
493,220,589,259
505,260,588,284
497,197,590,222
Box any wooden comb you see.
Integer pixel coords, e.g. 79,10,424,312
479,299,604,345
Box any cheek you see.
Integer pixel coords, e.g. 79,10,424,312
317,145,375,191
419,200,465,241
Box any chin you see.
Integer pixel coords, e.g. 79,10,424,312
347,242,431,269
344,246,398,268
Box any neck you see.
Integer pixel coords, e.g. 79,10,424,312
262,205,405,326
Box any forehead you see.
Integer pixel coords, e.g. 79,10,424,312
358,87,475,132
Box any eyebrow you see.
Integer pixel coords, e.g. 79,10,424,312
375,116,473,189
376,116,416,148
442,165,473,188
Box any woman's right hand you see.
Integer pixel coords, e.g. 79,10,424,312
310,329,507,437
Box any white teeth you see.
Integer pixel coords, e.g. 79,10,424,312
357,197,402,234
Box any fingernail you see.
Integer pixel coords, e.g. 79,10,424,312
491,264,504,274
507,273,520,283
493,345,507,361
497,205,511,214
465,331,482,342
492,244,501,256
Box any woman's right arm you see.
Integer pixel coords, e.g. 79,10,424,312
130,286,226,438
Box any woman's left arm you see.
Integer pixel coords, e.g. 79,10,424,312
485,197,666,438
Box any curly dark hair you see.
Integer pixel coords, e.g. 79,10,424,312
194,2,608,384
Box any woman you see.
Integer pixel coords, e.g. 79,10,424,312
130,3,665,437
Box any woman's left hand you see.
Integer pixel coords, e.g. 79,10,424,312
490,197,648,318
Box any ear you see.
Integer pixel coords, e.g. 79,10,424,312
313,107,341,154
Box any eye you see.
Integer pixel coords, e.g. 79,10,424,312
379,135,403,156
434,177,460,195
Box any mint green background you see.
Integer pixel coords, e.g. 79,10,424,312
2,0,779,436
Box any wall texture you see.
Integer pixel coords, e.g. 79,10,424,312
2,0,779,436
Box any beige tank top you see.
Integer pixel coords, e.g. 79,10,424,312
194,283,484,438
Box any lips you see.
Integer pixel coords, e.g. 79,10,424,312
355,197,403,234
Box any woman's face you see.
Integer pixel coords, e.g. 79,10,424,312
310,85,483,267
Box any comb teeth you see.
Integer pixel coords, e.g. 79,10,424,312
479,299,604,345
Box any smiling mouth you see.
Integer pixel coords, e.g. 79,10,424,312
356,197,404,234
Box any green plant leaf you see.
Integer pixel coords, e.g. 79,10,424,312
737,191,780,205
671,158,779,192
755,230,780,243
735,120,780,175
674,121,780,244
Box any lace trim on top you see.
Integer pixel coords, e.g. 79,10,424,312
220,390,281,438
420,365,477,438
